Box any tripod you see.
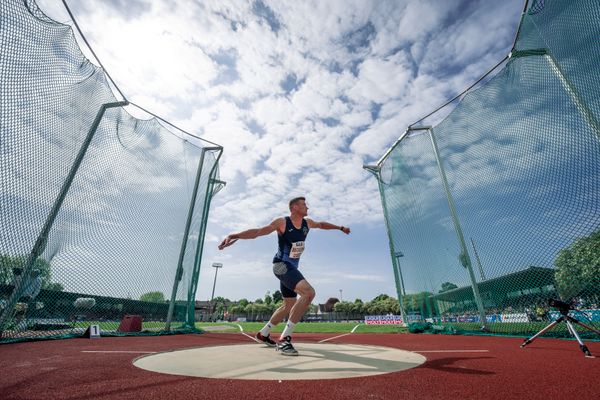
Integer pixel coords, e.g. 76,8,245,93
520,301,600,358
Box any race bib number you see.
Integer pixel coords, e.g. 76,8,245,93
289,241,305,259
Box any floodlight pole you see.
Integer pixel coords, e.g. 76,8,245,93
425,126,488,330
394,251,408,325
394,252,406,297
0,100,128,337
363,164,407,326
210,263,223,314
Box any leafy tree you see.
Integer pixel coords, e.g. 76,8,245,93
244,302,271,319
0,254,63,290
372,294,390,302
351,299,364,314
272,290,283,303
364,300,386,314
554,228,600,300
363,295,402,314
229,304,245,314
264,292,273,305
238,298,249,307
382,297,400,314
139,291,165,303
439,282,458,293
333,301,353,313
254,298,264,304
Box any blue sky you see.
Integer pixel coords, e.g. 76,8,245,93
36,0,524,304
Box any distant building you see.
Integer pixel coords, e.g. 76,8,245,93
432,266,557,315
318,297,340,313
194,300,236,320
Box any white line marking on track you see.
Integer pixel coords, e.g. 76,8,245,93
235,323,261,343
318,323,361,343
417,350,489,353
242,332,259,342
81,351,157,354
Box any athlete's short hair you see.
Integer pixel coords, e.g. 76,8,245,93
289,196,306,210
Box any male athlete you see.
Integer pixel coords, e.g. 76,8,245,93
218,197,351,355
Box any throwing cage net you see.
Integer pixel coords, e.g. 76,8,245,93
366,0,600,337
0,0,224,342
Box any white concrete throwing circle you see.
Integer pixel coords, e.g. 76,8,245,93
133,342,426,380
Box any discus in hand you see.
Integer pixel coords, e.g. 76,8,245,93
218,238,238,250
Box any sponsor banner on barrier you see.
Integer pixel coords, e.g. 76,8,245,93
501,313,529,323
487,314,502,323
365,315,403,325
442,315,481,323
441,313,529,323
548,309,600,322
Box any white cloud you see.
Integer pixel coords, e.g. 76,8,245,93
23,0,525,303
348,52,413,104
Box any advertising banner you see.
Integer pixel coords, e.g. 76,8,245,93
365,315,403,325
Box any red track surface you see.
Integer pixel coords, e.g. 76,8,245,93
1,332,598,400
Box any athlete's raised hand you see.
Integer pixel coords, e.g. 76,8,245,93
218,235,238,250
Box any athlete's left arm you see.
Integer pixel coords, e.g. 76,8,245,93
306,219,351,234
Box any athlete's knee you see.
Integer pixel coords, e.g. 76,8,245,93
295,280,315,299
302,286,315,302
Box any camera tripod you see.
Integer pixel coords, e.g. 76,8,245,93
520,303,600,358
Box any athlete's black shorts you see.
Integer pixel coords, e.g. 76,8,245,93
272,262,305,298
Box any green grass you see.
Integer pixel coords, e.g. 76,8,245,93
195,321,408,334
69,320,599,338
70,320,405,334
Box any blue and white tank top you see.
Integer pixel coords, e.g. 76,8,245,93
273,217,309,268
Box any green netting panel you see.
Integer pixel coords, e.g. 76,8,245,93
0,0,222,342
374,0,600,337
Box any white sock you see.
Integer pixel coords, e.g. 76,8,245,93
260,322,274,336
280,321,296,340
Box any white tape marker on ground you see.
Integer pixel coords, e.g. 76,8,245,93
318,323,361,343
235,323,260,342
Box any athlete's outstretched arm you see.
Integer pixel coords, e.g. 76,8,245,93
306,219,351,234
218,218,285,250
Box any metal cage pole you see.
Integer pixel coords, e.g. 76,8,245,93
544,53,600,140
508,47,600,141
425,126,488,329
185,148,224,326
363,165,407,326
165,147,209,331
